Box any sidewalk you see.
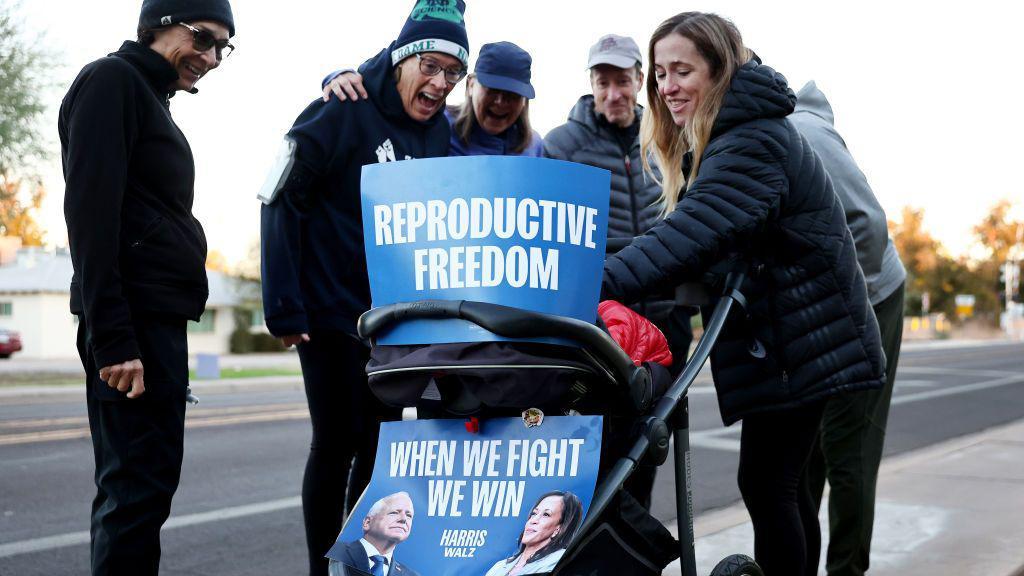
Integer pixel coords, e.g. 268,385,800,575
665,416,1024,575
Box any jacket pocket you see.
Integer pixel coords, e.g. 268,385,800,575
121,197,206,290
129,215,165,248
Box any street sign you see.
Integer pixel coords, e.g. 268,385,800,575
955,294,976,318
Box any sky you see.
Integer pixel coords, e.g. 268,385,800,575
17,0,1024,267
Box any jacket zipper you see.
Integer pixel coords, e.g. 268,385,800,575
624,153,640,236
131,216,165,248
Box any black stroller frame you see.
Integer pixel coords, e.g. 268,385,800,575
358,263,761,576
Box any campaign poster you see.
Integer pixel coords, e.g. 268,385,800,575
361,156,610,345
326,415,603,576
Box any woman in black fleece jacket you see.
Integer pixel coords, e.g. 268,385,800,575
59,2,235,573
601,13,885,576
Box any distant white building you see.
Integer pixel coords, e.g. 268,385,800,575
0,247,262,359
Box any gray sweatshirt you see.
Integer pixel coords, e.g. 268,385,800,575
790,81,906,305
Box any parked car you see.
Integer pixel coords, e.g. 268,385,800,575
0,328,23,358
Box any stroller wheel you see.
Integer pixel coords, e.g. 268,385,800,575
708,554,763,576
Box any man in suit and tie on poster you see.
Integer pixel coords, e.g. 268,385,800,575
331,492,420,576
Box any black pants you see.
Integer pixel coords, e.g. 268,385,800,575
739,399,826,576
806,284,905,575
79,316,189,576
297,332,402,576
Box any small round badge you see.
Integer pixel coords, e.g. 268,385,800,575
522,408,544,428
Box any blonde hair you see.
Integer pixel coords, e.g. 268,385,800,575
639,12,752,216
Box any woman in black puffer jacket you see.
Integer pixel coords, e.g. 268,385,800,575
601,12,885,576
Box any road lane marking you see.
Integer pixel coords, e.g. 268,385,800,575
897,366,1018,378
892,373,1024,405
0,403,309,430
690,427,742,452
894,380,935,388
5,371,1021,450
0,409,309,446
0,496,301,558
687,373,1024,453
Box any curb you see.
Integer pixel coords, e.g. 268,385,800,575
661,415,1024,575
663,415,1024,537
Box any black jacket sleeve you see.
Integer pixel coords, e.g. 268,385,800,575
602,125,787,304
260,98,352,336
61,59,141,368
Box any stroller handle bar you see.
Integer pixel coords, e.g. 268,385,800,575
358,299,643,396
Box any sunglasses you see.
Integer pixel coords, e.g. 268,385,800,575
178,22,234,61
416,54,467,85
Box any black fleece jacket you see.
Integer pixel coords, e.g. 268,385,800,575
60,41,209,369
260,46,451,337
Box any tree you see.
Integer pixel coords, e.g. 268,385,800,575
206,249,231,273
890,206,948,314
233,240,262,281
0,176,45,245
972,200,1023,308
890,203,1022,320
0,1,54,245
890,206,944,278
972,200,1024,263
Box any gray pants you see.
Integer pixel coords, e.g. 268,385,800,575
806,283,905,576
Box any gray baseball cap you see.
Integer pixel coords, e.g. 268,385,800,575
587,34,642,69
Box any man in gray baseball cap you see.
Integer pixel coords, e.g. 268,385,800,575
544,34,695,505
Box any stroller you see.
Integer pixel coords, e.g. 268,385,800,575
355,255,764,576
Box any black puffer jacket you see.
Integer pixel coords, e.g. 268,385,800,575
602,60,885,425
543,95,663,239
544,96,675,321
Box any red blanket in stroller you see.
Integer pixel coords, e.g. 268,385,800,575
598,300,673,368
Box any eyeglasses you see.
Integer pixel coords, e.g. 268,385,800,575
178,22,234,61
416,54,466,84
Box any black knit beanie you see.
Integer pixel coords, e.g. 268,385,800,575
139,0,235,37
391,0,469,68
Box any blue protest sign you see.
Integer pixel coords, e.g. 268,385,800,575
361,156,610,345
326,416,603,576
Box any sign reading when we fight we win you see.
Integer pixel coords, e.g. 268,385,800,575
326,416,603,576
361,156,611,345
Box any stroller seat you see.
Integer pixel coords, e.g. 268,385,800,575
360,300,671,419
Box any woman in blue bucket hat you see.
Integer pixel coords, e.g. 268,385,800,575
323,41,543,156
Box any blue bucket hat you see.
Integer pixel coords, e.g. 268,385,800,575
474,41,534,99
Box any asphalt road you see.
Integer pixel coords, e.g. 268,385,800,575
2,341,1022,575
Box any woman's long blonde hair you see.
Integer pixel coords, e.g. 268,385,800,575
639,12,752,216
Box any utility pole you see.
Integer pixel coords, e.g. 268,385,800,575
1007,225,1023,311
1002,224,1024,339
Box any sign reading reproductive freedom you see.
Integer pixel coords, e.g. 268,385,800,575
361,156,610,345
326,416,603,576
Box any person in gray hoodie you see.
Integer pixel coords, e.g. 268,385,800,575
790,81,907,576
